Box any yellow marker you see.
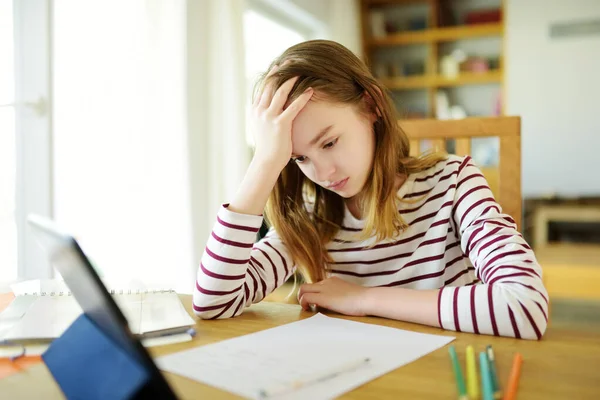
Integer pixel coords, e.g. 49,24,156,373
466,345,479,399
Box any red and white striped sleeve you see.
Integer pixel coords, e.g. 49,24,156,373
438,156,549,340
192,205,295,319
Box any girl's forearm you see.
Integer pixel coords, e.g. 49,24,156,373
228,158,283,216
362,287,440,327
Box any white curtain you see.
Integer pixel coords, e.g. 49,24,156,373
185,0,250,282
53,0,194,292
206,0,250,213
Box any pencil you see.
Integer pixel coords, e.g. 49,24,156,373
487,345,502,399
466,345,479,399
480,351,495,400
448,345,468,400
503,353,523,400
258,357,370,398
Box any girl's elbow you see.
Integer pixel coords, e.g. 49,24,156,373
534,310,549,339
517,318,547,340
507,300,548,340
191,292,245,320
191,301,219,319
192,304,238,320
193,308,233,320
493,284,548,340
193,308,214,320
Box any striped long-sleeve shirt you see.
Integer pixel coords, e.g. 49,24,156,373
194,155,549,340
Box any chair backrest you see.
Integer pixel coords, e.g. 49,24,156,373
399,116,522,230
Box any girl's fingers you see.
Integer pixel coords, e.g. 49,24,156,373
296,283,314,301
253,89,262,108
297,283,320,306
267,76,299,114
299,294,309,310
257,65,279,109
279,87,313,121
253,66,275,107
299,293,321,311
298,283,321,297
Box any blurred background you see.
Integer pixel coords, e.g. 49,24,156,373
1,0,599,313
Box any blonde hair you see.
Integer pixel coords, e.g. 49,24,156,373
256,40,446,283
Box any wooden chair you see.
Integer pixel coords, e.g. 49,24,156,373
399,116,522,231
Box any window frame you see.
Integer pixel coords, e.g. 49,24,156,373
13,0,54,282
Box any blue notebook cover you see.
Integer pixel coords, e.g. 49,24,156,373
42,313,150,400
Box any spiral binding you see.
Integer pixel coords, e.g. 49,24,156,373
22,288,175,296
109,289,175,295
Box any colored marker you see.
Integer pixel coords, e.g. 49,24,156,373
466,345,479,399
503,353,523,400
487,345,502,399
480,351,495,400
448,345,468,400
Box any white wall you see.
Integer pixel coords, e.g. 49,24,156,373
288,0,329,23
506,0,600,198
328,0,362,57
289,0,362,56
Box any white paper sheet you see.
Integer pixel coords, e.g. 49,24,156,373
0,295,38,340
156,313,454,400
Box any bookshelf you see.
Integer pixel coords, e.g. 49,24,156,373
360,0,505,119
369,22,503,46
380,69,502,90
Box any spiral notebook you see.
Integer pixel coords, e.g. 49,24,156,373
0,279,195,342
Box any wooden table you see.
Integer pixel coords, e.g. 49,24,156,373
2,295,600,399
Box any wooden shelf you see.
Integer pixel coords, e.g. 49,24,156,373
366,0,434,5
436,23,503,42
380,75,435,90
436,70,503,87
380,70,502,90
360,0,506,116
368,23,503,47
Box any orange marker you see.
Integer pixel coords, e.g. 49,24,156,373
503,353,523,400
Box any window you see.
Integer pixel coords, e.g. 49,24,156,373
243,9,306,146
2,1,53,284
0,0,17,283
52,1,192,290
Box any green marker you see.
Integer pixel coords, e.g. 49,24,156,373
487,345,502,399
448,345,468,400
480,351,495,400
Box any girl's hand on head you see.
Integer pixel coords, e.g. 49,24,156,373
297,277,369,317
250,65,313,171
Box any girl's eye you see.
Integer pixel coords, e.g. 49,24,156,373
293,156,307,163
291,138,338,163
323,138,338,149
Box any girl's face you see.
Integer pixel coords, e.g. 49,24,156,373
290,98,376,198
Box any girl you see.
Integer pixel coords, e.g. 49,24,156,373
193,40,548,340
